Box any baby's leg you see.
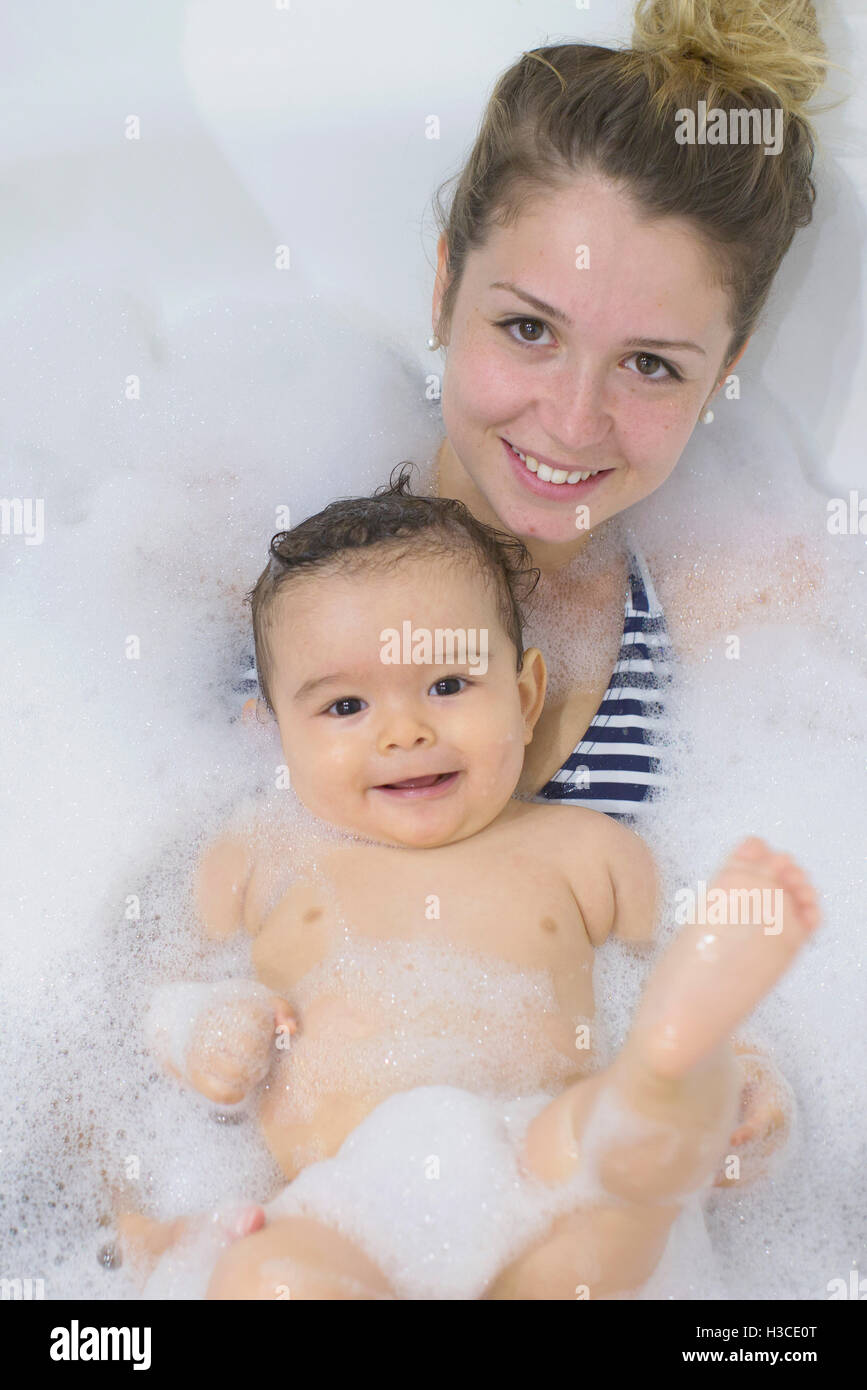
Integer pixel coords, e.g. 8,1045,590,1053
116,1205,266,1288
120,1204,394,1300
206,1216,396,1300
491,838,819,1298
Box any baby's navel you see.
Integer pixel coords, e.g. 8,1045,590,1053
303,907,323,924
540,917,557,934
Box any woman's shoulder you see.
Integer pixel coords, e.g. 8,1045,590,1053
641,533,826,658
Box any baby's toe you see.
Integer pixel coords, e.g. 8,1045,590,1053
734,836,769,861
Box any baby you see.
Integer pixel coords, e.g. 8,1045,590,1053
131,469,819,1300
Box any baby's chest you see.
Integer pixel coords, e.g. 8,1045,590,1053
254,853,592,1013
340,858,587,979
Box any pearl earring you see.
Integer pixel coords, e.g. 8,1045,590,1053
427,334,441,350
702,408,714,424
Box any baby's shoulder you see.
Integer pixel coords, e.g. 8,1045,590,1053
512,799,636,858
194,829,256,939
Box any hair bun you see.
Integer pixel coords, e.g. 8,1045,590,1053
631,0,829,121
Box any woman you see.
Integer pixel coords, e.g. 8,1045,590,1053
423,0,829,822
239,2,828,828
423,4,829,1294
142,0,833,1298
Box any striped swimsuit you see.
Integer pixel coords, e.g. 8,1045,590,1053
236,548,671,825
534,548,672,822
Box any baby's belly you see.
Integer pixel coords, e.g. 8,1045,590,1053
258,939,594,1180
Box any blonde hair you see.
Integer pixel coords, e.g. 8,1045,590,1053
433,0,841,367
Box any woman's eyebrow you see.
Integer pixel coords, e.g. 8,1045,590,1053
490,280,571,324
489,281,706,354
622,336,706,355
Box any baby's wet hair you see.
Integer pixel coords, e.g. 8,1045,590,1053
248,462,540,714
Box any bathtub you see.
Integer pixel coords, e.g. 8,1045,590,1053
1,0,865,1302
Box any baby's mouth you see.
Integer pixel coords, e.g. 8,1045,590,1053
372,771,461,799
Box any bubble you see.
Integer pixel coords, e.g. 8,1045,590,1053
2,285,864,1301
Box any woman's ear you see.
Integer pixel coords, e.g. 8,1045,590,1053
431,234,450,344
722,336,752,381
705,336,753,414
516,647,547,744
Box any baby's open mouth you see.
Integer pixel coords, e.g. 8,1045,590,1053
373,771,460,797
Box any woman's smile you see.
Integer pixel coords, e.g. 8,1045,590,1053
501,437,615,501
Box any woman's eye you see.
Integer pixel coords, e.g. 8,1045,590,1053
498,316,554,346
325,697,366,717
429,677,466,697
499,318,682,383
625,351,682,383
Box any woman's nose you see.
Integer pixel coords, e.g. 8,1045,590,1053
541,367,612,452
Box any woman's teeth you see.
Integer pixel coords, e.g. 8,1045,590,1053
510,443,600,485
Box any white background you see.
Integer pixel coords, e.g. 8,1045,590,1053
0,0,864,489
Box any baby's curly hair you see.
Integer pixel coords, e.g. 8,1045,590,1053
248,463,541,714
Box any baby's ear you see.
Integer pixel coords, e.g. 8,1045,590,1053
241,697,274,724
517,647,547,740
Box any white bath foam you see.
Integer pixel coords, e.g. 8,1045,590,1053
0,280,442,1299
635,1197,729,1300
570,387,867,1299
2,270,864,1304
263,1083,600,1301
625,612,867,1300
267,929,591,1133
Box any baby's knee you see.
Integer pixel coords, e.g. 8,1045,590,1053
207,1229,279,1300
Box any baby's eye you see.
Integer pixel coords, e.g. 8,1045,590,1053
429,677,467,697
325,697,366,717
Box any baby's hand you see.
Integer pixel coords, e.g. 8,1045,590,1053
714,1048,793,1188
185,989,297,1105
147,980,297,1106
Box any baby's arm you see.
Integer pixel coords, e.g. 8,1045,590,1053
148,823,296,1103
194,832,256,940
551,807,658,948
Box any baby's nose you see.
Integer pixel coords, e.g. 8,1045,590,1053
377,711,435,753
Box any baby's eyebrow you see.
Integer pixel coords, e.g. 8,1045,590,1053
294,671,355,701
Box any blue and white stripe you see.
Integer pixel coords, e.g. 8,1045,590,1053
535,549,672,822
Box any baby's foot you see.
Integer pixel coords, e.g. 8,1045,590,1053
627,837,820,1081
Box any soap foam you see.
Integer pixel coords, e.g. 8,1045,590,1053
1,283,864,1301
275,931,589,1131
263,1083,598,1301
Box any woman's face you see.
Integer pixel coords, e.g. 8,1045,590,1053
433,174,743,556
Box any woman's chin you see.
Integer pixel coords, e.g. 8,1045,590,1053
497,502,601,549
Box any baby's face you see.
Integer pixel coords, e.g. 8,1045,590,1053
266,552,544,848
